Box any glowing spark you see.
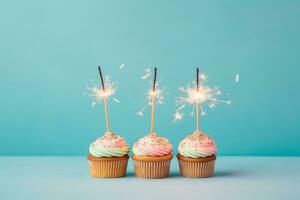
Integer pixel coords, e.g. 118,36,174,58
136,105,147,117
141,68,151,80
113,98,120,103
174,111,184,122
199,73,208,83
190,105,195,116
200,105,205,116
235,74,239,82
178,104,186,110
119,64,125,70
178,87,185,92
141,74,150,80
174,71,230,121
87,76,116,106
146,82,166,104
136,111,144,117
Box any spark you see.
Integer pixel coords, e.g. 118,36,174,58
178,87,185,92
190,105,195,116
136,105,147,117
200,105,206,116
113,98,120,103
87,76,116,106
199,73,208,83
235,74,239,83
173,111,184,122
136,111,144,117
119,64,125,70
174,70,231,121
141,68,151,80
178,104,186,110
146,81,166,105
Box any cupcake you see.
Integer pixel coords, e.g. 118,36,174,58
177,131,216,178
87,131,130,178
132,133,173,179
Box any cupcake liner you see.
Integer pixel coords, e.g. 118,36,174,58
177,154,216,178
87,155,129,178
132,154,173,179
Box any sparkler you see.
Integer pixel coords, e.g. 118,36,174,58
136,67,165,133
174,68,231,131
98,66,110,132
136,67,165,119
87,66,117,132
150,68,157,133
196,68,200,131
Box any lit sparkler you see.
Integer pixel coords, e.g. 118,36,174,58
137,68,165,133
136,67,166,118
87,66,117,132
174,68,231,131
87,74,116,106
149,68,157,133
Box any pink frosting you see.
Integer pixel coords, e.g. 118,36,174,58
94,132,128,148
133,133,172,156
179,131,217,157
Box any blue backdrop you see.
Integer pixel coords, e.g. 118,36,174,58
1,0,299,156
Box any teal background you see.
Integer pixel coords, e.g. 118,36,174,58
0,0,299,156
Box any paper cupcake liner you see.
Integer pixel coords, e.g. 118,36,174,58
177,154,216,178
132,154,173,179
88,155,129,178
133,160,171,179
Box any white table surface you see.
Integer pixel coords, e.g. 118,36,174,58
0,156,299,200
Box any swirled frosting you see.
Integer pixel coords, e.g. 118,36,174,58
133,133,172,156
178,131,216,158
89,132,130,157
